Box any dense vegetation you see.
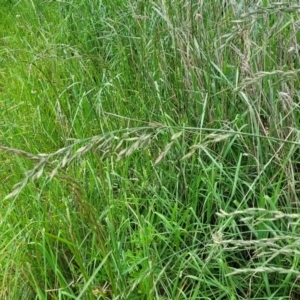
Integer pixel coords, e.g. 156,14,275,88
1,0,300,299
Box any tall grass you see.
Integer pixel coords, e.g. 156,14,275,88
1,0,300,299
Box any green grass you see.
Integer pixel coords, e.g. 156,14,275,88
1,0,300,299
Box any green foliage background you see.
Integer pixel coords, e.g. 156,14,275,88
0,0,300,299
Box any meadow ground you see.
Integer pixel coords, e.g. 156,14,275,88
0,0,300,299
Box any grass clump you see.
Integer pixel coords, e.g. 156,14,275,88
1,0,300,299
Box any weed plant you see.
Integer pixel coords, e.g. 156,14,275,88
1,0,300,299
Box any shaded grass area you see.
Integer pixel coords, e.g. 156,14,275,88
1,0,300,299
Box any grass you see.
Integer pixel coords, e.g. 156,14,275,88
1,0,300,299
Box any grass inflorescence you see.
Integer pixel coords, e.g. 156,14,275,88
1,0,300,299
